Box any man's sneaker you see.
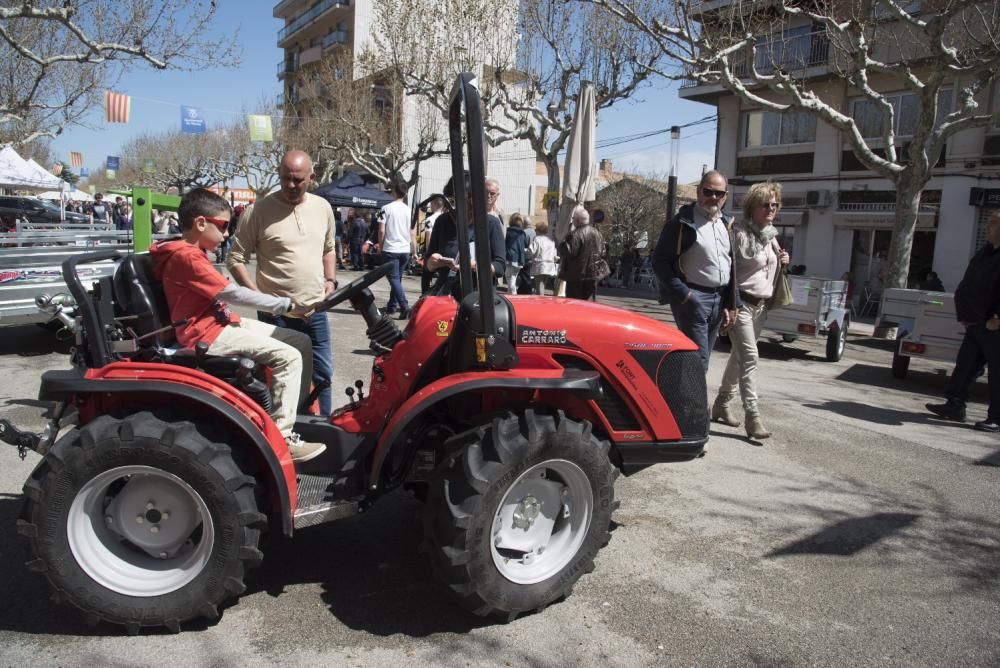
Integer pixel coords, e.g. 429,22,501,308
397,307,411,320
926,400,966,422
974,420,1000,433
285,433,327,463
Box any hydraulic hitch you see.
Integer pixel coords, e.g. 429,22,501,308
0,420,41,461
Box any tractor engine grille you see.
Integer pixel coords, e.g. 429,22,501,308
654,351,708,439
627,349,708,439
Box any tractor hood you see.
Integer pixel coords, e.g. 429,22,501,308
508,296,696,352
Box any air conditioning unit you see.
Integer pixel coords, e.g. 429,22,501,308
806,189,832,208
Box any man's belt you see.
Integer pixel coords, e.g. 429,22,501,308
687,282,727,294
739,291,767,307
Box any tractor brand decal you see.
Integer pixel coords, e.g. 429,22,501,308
436,320,450,337
624,342,673,350
622,433,645,440
517,326,575,346
615,359,639,388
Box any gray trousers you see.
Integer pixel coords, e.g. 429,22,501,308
717,303,767,415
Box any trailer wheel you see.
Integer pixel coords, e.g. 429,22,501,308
782,334,798,343
825,314,850,362
422,410,617,620
18,412,265,634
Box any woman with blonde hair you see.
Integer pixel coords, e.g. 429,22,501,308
527,219,558,294
712,181,789,439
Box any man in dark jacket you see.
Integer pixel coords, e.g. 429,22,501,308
348,210,369,270
652,170,738,371
926,212,1000,431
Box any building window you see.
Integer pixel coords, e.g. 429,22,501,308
851,89,952,139
743,110,817,147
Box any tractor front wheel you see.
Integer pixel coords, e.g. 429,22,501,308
18,412,266,634
423,410,617,620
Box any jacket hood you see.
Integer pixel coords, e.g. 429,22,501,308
149,239,197,280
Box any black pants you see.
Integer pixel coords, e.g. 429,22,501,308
945,324,999,421
566,280,596,301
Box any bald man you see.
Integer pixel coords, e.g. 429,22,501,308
227,151,338,415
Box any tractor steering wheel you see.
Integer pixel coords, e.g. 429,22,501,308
313,262,394,313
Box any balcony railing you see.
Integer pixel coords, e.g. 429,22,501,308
277,59,298,78
278,0,350,44
733,29,829,77
838,202,938,213
320,30,348,49
682,28,829,88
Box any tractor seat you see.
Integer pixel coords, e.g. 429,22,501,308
112,253,243,377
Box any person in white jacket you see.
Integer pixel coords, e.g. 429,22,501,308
527,219,559,295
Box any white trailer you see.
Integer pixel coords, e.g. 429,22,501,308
761,275,851,362
877,288,964,378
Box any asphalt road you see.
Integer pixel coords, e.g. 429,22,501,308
0,269,997,666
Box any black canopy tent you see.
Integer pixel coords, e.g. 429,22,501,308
313,172,393,210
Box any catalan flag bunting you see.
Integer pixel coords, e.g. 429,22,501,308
69,151,83,167
104,90,131,124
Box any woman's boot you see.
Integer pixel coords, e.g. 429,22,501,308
711,397,741,426
745,412,772,439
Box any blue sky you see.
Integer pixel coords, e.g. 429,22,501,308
51,1,716,185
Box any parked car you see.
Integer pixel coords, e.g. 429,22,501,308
0,196,89,229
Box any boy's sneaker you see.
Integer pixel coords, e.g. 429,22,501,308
974,420,1000,433
285,432,327,463
926,400,966,422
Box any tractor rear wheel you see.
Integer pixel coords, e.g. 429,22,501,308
18,412,265,634
422,410,617,620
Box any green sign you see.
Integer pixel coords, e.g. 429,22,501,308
248,114,273,142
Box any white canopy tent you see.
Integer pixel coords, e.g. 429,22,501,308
0,145,67,191
25,158,64,189
37,188,94,202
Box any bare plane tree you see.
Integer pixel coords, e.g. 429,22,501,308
586,0,1000,291
109,129,240,194
288,49,447,188
367,0,668,224
0,0,239,145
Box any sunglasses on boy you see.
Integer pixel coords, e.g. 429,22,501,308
201,216,229,231
701,188,727,199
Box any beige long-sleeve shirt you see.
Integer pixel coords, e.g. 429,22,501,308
226,192,336,305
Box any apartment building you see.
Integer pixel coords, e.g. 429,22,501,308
679,5,997,293
273,0,538,220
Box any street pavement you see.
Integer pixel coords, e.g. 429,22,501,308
0,268,997,667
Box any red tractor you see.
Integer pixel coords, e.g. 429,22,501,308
3,75,708,633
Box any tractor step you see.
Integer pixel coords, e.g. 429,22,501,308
293,473,361,529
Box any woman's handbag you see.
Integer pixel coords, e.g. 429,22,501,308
767,240,794,310
591,254,611,282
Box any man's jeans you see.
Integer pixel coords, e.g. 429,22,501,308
383,251,410,311
670,289,724,372
717,303,767,414
945,324,999,421
350,241,364,269
258,311,334,416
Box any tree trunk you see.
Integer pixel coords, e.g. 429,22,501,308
886,180,922,291
872,177,922,338
546,158,561,228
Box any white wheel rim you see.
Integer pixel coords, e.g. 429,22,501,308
490,459,593,585
67,465,215,597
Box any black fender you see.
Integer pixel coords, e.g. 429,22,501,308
368,369,601,490
39,369,293,536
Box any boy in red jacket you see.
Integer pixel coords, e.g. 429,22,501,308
150,188,326,462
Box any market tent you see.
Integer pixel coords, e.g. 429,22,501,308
25,158,64,189
38,188,94,201
0,145,57,190
313,172,393,210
